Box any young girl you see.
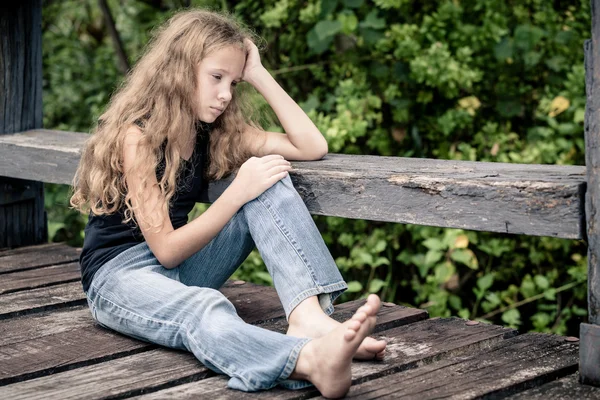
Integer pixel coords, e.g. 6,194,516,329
71,8,386,398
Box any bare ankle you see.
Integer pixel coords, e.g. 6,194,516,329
288,296,325,326
289,341,314,381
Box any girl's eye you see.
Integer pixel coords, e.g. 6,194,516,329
212,75,221,81
231,81,238,87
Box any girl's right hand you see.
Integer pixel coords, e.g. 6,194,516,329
230,155,292,205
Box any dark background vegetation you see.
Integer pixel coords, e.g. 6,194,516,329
43,0,591,335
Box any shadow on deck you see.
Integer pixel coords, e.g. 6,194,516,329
0,243,598,399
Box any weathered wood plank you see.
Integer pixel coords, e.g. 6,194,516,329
510,373,600,399
0,129,586,239
0,262,80,294
0,282,288,383
0,348,211,400
0,300,413,396
220,281,286,323
0,243,81,274
0,281,85,320
131,318,516,399
341,333,578,399
581,0,600,386
0,305,90,347
0,325,153,385
0,2,46,248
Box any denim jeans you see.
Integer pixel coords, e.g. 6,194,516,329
85,175,348,391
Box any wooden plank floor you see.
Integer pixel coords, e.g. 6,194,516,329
0,244,598,399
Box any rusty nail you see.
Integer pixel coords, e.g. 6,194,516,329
382,302,395,307
232,280,246,285
466,320,480,326
565,336,579,342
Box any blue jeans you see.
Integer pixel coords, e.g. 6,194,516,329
85,175,348,391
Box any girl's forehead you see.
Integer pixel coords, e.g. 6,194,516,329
201,45,245,71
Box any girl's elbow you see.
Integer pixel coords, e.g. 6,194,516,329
310,140,328,160
315,144,328,160
153,248,178,269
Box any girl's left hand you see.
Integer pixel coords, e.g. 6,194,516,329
242,38,263,81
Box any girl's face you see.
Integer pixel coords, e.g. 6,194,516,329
195,45,246,123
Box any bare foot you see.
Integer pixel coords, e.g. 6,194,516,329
287,301,387,360
289,294,381,398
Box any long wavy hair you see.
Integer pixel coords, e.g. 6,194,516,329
70,9,265,228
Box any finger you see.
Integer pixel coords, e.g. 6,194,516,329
264,158,291,169
267,171,289,185
260,154,285,162
267,165,292,175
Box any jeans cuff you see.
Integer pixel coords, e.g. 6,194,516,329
275,337,312,389
285,281,348,320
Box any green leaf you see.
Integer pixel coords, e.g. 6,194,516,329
359,27,384,45
520,276,537,298
359,10,385,30
307,27,335,54
320,0,338,18
534,275,549,290
423,237,444,251
343,0,364,8
494,37,513,61
448,294,462,311
477,273,494,292
514,25,545,51
346,280,363,293
368,279,385,293
450,249,479,270
373,256,390,267
425,249,443,267
543,288,556,301
502,308,521,327
373,239,387,253
314,20,343,40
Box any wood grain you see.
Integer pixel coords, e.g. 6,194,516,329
342,333,579,399
0,243,81,274
0,130,586,238
132,318,516,399
0,1,46,248
0,262,81,294
511,373,600,399
0,281,86,320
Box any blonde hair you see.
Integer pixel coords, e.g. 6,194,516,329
70,9,265,228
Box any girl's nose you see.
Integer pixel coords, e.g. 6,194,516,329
218,89,232,102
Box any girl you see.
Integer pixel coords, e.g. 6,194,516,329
71,8,386,398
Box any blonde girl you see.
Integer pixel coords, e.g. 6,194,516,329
71,8,386,398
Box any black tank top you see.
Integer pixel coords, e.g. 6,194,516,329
79,122,212,292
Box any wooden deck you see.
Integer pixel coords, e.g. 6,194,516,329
0,243,598,399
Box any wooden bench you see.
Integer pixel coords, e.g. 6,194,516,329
1,1,600,398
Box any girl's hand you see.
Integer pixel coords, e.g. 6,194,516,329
229,155,291,205
242,38,264,82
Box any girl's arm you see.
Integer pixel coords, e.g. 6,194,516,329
242,39,328,161
123,126,291,268
123,126,244,268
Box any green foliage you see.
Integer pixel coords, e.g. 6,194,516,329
42,0,590,335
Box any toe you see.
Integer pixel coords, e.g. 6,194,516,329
348,320,361,331
344,329,357,341
352,311,367,323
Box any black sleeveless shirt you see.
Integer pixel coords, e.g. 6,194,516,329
79,122,212,292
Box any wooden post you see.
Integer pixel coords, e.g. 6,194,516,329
0,1,47,248
581,0,600,387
